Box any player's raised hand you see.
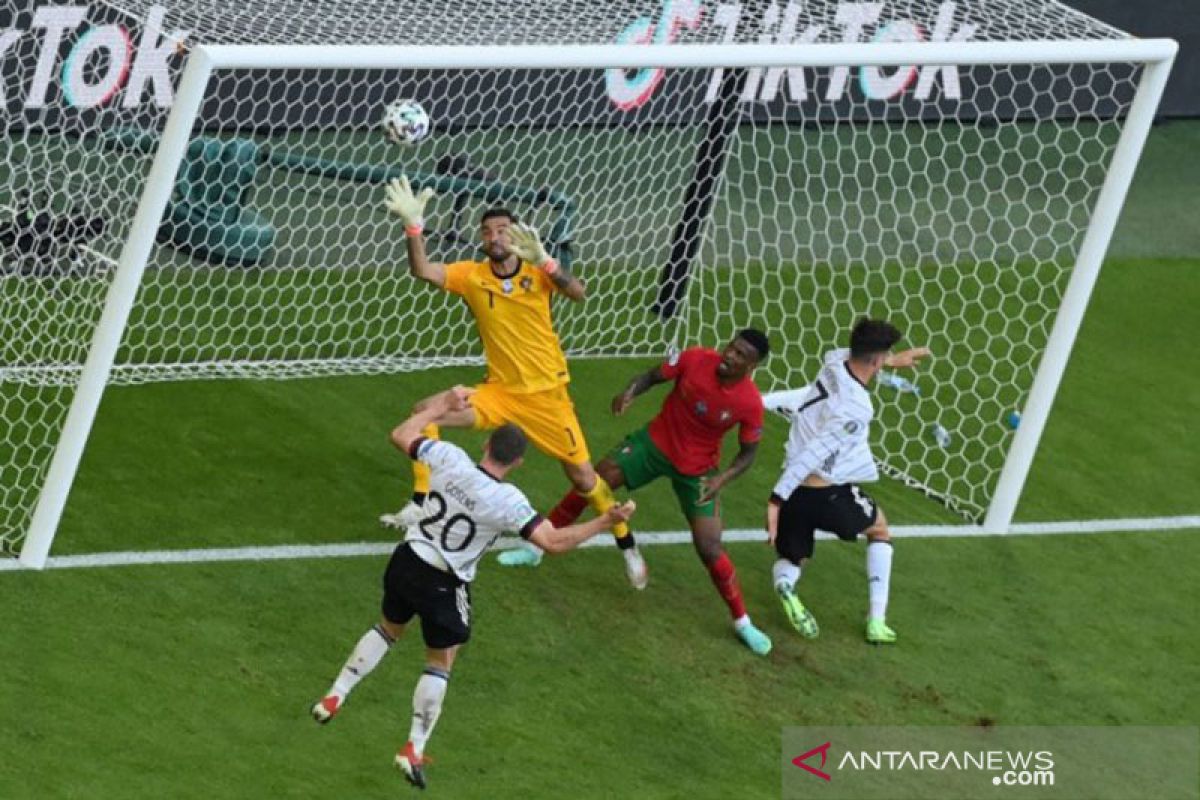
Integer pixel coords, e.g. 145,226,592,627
605,500,637,526
887,346,932,369
384,175,435,231
611,390,635,416
507,222,553,270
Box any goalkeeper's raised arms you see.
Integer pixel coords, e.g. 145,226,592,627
388,175,446,287
509,222,586,300
384,175,435,236
507,222,553,271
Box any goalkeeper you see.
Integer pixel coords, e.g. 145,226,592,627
379,176,648,589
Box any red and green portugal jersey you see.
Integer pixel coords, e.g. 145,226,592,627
647,347,764,476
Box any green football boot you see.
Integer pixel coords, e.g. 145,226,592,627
497,543,543,567
865,617,897,645
776,586,819,639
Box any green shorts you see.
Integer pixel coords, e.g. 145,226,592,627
607,426,718,519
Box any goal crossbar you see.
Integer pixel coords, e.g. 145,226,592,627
198,40,1178,71
17,38,1177,568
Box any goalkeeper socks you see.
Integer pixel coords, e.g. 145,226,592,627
580,475,632,541
409,667,450,756
772,558,801,592
411,423,441,496
548,490,587,528
706,552,747,620
412,461,432,498
866,540,893,619
331,624,395,699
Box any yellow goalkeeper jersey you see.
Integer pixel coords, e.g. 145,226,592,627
443,259,570,393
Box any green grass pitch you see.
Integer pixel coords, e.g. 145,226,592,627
1,121,1198,797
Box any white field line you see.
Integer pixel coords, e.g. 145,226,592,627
2,516,1197,572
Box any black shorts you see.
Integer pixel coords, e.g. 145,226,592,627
775,484,878,563
381,543,472,649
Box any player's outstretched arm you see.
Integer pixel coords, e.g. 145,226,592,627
508,223,585,301
885,347,932,369
390,385,473,455
384,175,446,288
527,501,637,554
762,388,811,416
611,365,669,415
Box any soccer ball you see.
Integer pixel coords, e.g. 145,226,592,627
382,99,431,145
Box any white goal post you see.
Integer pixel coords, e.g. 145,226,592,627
12,33,1177,569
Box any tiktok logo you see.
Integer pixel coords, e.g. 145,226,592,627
0,5,188,109
606,0,703,109
605,0,977,110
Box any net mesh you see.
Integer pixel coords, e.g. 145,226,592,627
1,0,1140,552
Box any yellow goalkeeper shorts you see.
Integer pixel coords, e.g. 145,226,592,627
470,382,591,466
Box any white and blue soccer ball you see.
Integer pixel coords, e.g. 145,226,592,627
382,99,431,145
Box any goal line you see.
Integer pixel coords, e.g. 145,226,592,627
2,515,1196,573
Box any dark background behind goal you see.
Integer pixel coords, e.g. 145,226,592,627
1072,0,1198,118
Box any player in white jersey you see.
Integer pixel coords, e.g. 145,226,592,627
763,319,930,644
310,387,635,789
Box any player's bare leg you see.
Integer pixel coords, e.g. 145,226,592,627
691,516,771,655
381,396,478,529
863,508,896,644
312,618,406,723
397,646,459,790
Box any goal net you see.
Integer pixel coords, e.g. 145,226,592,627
0,0,1174,564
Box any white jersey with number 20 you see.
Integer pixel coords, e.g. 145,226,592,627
405,438,541,582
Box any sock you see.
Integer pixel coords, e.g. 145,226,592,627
330,624,395,699
548,490,588,528
411,423,440,496
581,475,633,544
866,540,894,620
772,558,801,592
409,667,450,756
706,552,747,621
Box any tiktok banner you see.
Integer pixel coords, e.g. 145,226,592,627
1,0,1195,135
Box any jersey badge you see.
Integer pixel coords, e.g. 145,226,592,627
501,278,514,294
694,400,708,417
520,276,533,291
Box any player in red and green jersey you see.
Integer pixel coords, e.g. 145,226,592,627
545,329,774,655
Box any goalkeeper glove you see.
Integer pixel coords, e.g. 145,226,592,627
507,222,559,274
384,175,435,236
